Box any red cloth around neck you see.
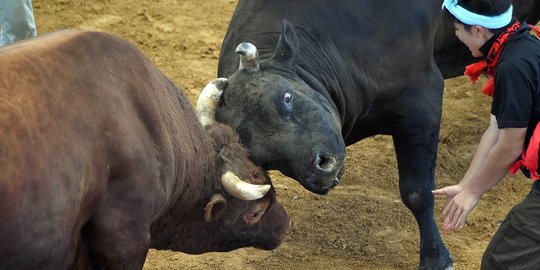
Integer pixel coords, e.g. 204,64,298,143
463,21,539,97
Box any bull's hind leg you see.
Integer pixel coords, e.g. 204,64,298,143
391,74,453,270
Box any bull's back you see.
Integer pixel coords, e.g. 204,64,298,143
0,30,195,268
219,0,441,78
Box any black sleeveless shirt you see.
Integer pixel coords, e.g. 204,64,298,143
491,23,540,149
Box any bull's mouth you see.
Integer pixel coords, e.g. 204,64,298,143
255,238,284,250
251,223,290,250
301,166,344,195
302,178,338,195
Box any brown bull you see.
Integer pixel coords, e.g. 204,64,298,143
0,30,289,269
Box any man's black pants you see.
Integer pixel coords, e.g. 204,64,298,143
481,182,540,270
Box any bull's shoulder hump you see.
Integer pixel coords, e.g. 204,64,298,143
0,29,139,59
45,30,136,52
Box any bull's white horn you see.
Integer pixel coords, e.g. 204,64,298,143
235,42,259,72
196,78,228,127
221,171,271,201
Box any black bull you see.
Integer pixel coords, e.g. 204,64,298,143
212,0,540,269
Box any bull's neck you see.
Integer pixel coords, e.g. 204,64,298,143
293,30,375,139
172,130,220,211
150,128,220,249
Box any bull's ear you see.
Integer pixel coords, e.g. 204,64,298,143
272,19,298,66
204,193,227,223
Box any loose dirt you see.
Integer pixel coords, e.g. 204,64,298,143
34,0,534,269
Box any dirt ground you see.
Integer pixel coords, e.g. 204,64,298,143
33,0,534,269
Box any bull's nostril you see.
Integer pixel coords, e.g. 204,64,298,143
315,153,337,172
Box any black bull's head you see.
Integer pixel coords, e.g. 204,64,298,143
211,22,346,195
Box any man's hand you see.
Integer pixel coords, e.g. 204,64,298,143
432,185,481,231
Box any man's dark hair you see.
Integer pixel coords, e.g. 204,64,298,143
443,0,514,34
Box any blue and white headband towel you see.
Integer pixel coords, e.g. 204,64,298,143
442,0,513,29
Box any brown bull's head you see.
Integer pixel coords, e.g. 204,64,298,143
168,79,290,254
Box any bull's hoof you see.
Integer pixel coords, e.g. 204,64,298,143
419,253,453,270
419,263,453,270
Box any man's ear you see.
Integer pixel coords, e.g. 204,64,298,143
204,193,227,223
472,25,486,38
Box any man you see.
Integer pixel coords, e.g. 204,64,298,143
0,0,37,46
433,0,540,268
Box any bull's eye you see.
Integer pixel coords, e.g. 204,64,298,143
244,202,269,226
284,92,293,103
277,90,293,119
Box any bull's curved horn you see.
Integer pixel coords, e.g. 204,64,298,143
221,171,271,201
196,78,228,127
235,42,259,72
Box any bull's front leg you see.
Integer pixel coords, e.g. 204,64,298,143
86,207,151,270
85,179,153,270
392,120,453,270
